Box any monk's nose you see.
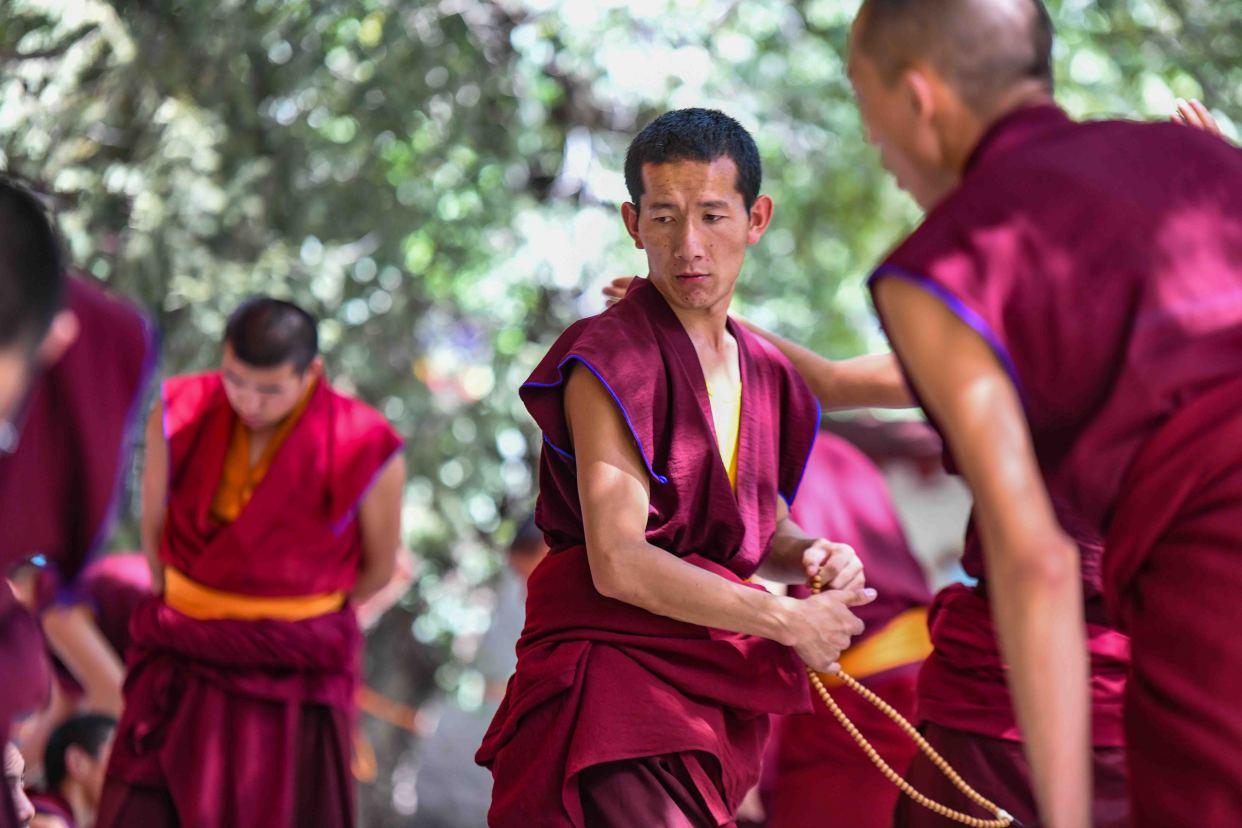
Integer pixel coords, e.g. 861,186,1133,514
674,222,707,262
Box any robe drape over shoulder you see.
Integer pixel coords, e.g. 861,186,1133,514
476,277,820,827
98,373,402,828
870,104,1242,825
762,433,930,828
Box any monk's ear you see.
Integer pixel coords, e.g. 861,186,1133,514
36,309,79,368
902,66,937,128
746,195,774,245
307,355,325,379
65,744,91,780
620,202,644,249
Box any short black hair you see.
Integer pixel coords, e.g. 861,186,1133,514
44,714,116,790
856,0,1054,113
0,177,66,350
624,108,762,211
223,296,319,373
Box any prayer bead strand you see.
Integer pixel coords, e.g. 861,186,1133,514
809,572,1015,828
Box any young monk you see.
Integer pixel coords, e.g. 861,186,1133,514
847,0,1242,825
761,431,931,828
476,108,876,827
96,297,405,828
26,714,116,828
3,744,35,828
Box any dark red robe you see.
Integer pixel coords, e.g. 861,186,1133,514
761,432,930,828
476,277,820,827
0,277,151,828
97,373,401,828
870,104,1242,826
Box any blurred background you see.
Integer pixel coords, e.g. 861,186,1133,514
2,0,1238,823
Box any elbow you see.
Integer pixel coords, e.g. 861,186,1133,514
588,550,632,603
997,537,1079,596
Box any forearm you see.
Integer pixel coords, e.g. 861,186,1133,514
744,324,912,410
140,524,164,594
350,551,397,605
592,539,796,644
756,515,815,583
987,534,1091,828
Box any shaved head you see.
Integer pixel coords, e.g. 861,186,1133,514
854,0,1054,113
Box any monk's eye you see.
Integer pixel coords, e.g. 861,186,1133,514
651,215,675,224
704,214,725,223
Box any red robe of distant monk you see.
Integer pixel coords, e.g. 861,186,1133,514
761,432,931,828
476,277,821,827
0,275,152,828
870,104,1242,827
96,372,401,828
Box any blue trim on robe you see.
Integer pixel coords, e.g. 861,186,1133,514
522,355,670,485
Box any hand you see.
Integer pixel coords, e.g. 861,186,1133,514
802,539,865,591
780,587,876,673
602,276,638,307
1172,98,1225,138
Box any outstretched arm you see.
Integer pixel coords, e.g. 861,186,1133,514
601,276,913,410
40,605,125,715
566,364,874,672
873,277,1090,828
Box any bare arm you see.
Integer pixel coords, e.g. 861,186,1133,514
874,278,1090,828
602,276,912,410
140,402,168,594
741,323,913,410
757,497,866,590
40,605,125,715
566,365,873,672
352,453,406,604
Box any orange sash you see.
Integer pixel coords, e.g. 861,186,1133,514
818,606,931,687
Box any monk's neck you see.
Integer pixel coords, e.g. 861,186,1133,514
947,85,1055,176
244,425,278,465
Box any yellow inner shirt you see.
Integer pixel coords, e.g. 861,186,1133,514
706,377,742,490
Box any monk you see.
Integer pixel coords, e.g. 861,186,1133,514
476,108,876,827
760,431,931,828
96,297,405,828
26,714,116,828
847,0,1242,825
0,178,151,828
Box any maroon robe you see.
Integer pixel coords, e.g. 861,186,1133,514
0,276,155,585
0,277,151,828
761,433,930,828
869,105,1242,825
98,373,402,828
476,277,820,827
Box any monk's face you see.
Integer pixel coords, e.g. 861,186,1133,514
4,743,34,828
622,157,772,316
0,309,78,437
847,36,960,211
220,344,318,432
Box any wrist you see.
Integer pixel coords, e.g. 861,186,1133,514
762,594,801,647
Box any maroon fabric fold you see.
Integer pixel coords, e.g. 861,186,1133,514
160,372,402,596
1103,376,1242,825
476,547,810,827
916,582,1128,747
98,600,359,828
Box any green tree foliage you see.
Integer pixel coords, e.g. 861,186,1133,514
2,1,1237,821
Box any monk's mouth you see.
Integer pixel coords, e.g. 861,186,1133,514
675,273,710,283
